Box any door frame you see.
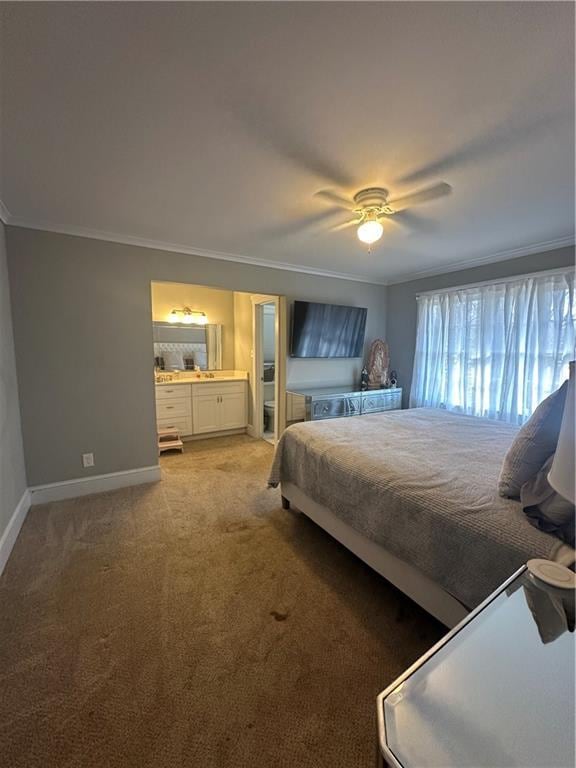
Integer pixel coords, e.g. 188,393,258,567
251,294,286,444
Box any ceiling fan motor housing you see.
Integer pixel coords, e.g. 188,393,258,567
353,187,395,219
353,187,389,207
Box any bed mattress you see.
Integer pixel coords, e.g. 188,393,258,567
269,408,563,609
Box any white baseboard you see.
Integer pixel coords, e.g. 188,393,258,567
182,428,247,442
0,489,31,577
29,465,162,505
246,424,258,438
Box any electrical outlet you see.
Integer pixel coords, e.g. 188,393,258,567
82,452,95,468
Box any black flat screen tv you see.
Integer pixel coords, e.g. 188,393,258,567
290,301,367,358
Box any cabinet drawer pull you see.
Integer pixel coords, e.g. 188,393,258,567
166,406,174,409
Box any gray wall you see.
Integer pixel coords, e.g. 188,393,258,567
0,221,27,537
386,246,575,406
7,226,387,486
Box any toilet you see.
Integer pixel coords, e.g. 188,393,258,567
264,400,275,433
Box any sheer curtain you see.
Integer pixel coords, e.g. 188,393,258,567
410,268,575,424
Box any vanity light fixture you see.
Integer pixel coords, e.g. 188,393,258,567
168,307,208,325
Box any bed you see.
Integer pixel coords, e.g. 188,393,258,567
268,407,566,627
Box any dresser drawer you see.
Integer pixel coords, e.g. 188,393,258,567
361,390,402,413
156,384,191,400
311,396,361,420
156,398,191,419
157,416,193,436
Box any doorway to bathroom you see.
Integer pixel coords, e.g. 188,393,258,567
252,295,284,445
262,302,276,443
150,282,286,455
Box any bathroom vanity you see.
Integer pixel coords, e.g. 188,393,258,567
155,374,248,438
153,318,248,439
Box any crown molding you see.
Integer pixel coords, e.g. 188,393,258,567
386,235,575,285
6,216,386,286
5,210,574,288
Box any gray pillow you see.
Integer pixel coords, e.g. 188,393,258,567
521,453,575,547
498,381,568,498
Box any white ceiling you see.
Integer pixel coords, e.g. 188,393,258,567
1,2,574,283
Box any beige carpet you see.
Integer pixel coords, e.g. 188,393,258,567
0,435,443,767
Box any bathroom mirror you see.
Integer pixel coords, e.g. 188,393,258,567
152,322,223,371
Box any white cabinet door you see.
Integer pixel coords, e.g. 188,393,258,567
219,391,247,430
193,393,220,434
191,382,247,434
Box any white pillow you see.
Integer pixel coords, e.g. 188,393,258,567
498,381,568,498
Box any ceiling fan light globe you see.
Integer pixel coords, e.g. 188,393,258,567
357,220,383,245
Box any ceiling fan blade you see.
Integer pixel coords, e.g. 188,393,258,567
314,189,354,210
387,182,452,213
385,210,438,233
328,217,360,233
258,207,345,240
224,93,353,187
398,106,570,186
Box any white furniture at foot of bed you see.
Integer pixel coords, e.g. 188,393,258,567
281,481,469,628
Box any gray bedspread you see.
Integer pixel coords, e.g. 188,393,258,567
268,408,563,609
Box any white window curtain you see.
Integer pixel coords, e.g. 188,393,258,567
410,268,575,424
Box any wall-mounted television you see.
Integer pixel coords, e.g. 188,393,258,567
290,300,367,358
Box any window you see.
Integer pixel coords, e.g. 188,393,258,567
410,268,575,424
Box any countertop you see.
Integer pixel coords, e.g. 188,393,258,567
155,374,247,386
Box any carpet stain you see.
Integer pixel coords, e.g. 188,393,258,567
0,434,444,768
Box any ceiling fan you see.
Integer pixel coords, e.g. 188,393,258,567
315,182,452,246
